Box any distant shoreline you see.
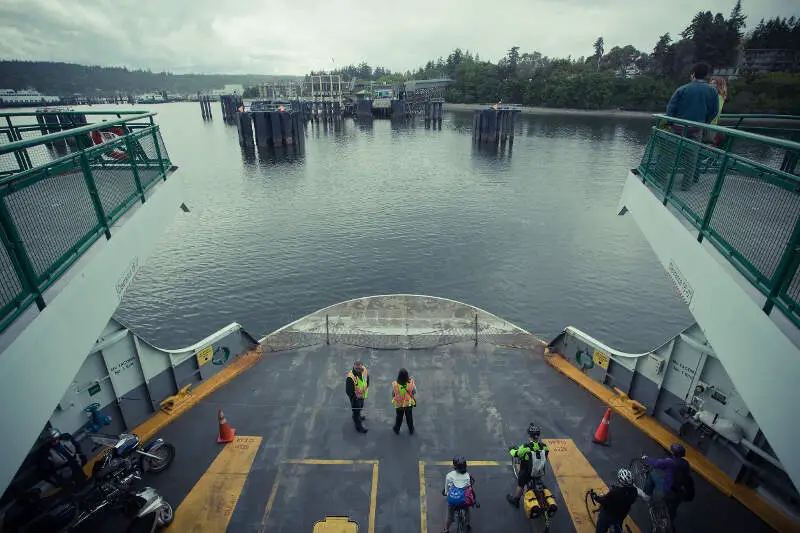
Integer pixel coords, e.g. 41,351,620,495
444,102,654,119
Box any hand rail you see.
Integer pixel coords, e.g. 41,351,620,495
651,114,800,152
0,111,157,155
0,110,153,117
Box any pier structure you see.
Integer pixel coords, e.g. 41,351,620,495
472,105,521,147
309,74,343,123
423,98,444,128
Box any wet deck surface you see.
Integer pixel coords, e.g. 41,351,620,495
146,342,773,532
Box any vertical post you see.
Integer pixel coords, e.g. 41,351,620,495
79,151,111,240
150,126,167,180
697,154,731,243
474,313,478,346
124,134,145,203
0,196,45,310
763,214,800,315
326,314,330,345
662,135,687,203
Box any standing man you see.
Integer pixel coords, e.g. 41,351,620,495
391,368,416,435
346,360,369,434
590,468,638,533
506,424,549,507
664,62,719,189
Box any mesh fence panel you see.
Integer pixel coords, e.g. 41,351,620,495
639,131,679,192
707,161,800,283
132,133,164,189
784,265,800,309
668,144,721,225
0,242,24,314
3,161,102,280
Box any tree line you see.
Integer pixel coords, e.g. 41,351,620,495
0,61,295,96
328,2,799,114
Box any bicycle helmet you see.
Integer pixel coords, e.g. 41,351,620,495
527,423,541,439
617,468,634,487
47,427,61,441
669,443,686,458
453,457,468,474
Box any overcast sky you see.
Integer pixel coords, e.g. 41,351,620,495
0,0,796,75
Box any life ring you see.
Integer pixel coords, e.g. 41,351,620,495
90,129,128,161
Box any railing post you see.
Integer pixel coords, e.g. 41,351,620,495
697,154,731,243
326,314,330,345
474,313,478,346
79,151,111,240
150,126,167,180
124,135,145,203
763,214,800,315
662,136,686,204
640,128,657,180
0,195,45,311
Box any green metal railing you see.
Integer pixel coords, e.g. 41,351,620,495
638,114,800,327
0,111,172,333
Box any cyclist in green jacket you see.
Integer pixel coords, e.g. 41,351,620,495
506,423,549,507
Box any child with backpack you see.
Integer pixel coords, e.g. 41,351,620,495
443,457,476,532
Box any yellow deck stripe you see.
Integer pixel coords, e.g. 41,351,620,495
546,352,799,533
284,459,378,465
369,463,379,533
167,435,262,532
544,438,641,533
418,461,428,533
258,467,281,533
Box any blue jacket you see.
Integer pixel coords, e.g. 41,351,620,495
665,80,719,124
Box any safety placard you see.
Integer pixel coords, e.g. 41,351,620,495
592,349,610,370
197,345,213,366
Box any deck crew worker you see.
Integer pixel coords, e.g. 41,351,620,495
346,360,370,433
391,368,416,435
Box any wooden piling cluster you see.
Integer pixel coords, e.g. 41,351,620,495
236,111,305,152
220,95,243,122
199,96,213,120
424,99,443,127
472,108,520,146
391,100,412,120
356,100,372,119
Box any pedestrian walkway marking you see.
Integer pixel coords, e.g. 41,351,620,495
167,435,262,532
544,438,641,533
260,459,379,533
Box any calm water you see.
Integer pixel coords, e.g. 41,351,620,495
107,102,691,349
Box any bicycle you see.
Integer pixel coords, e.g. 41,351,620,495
584,488,633,533
443,487,479,533
629,457,672,533
512,456,557,532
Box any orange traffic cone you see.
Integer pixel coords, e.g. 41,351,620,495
217,409,236,443
592,408,612,445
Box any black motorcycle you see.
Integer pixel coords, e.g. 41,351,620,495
89,433,175,481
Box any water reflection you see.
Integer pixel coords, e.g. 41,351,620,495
472,141,513,162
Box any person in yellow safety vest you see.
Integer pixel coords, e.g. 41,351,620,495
346,361,369,434
391,368,416,435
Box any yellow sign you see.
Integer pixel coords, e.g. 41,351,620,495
197,345,213,366
592,349,610,370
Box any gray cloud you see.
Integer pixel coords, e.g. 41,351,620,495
0,0,797,75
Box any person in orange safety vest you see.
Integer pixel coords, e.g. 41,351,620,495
346,361,369,433
391,368,416,435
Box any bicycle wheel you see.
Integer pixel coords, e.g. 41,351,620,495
629,458,649,489
649,501,671,533
455,508,467,533
512,456,521,480
584,490,600,527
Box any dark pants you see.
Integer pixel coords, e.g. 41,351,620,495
351,398,365,430
595,508,623,533
666,496,680,533
393,407,414,433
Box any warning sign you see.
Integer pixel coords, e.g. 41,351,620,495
592,349,610,370
197,346,213,366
